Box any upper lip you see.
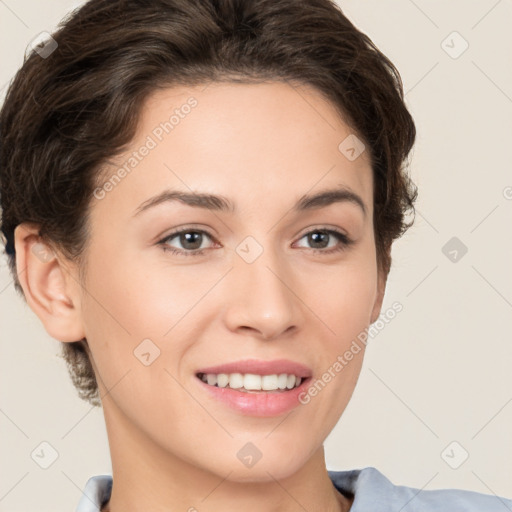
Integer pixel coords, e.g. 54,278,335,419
196,359,312,378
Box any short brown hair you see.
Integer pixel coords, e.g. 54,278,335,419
0,0,417,406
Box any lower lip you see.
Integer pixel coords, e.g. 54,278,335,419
195,375,311,417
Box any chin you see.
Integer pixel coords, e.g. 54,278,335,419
223,464,302,484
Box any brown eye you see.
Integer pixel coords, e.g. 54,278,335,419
294,228,353,254
158,229,216,256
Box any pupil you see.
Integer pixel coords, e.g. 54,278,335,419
182,232,201,250
310,231,328,249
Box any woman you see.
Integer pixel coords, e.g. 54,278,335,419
1,0,510,510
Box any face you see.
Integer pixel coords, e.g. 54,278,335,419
26,81,386,483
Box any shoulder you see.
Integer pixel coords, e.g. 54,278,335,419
76,475,112,512
328,466,512,511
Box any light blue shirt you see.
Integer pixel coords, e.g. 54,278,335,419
75,466,512,511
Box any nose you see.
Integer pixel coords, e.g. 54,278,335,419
222,246,302,341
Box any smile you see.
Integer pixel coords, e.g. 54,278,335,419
196,372,303,392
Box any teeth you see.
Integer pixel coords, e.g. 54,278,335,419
217,373,229,388
199,373,303,392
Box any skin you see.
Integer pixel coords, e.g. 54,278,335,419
14,81,387,512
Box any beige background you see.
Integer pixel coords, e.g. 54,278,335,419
1,0,511,510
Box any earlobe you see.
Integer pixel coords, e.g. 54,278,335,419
14,223,85,343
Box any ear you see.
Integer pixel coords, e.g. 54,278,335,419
14,223,86,343
370,266,388,324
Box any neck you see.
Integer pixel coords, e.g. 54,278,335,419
100,401,353,512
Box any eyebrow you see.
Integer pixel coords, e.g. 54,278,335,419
132,186,367,218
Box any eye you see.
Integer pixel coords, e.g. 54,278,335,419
157,226,354,257
293,228,353,254
158,228,216,257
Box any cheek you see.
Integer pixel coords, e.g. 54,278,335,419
302,253,378,339
295,262,374,442
80,246,224,394
296,247,377,399
83,242,194,339
79,248,171,389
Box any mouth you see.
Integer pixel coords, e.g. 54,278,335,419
194,364,313,416
196,372,311,393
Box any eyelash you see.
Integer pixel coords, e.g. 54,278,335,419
157,227,354,257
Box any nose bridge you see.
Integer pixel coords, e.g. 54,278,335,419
223,235,300,339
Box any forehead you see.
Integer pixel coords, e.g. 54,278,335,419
93,81,373,219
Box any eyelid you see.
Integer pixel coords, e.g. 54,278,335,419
157,225,354,256
295,223,349,239
157,226,218,254
292,227,353,251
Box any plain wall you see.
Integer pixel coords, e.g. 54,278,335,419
0,1,511,510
